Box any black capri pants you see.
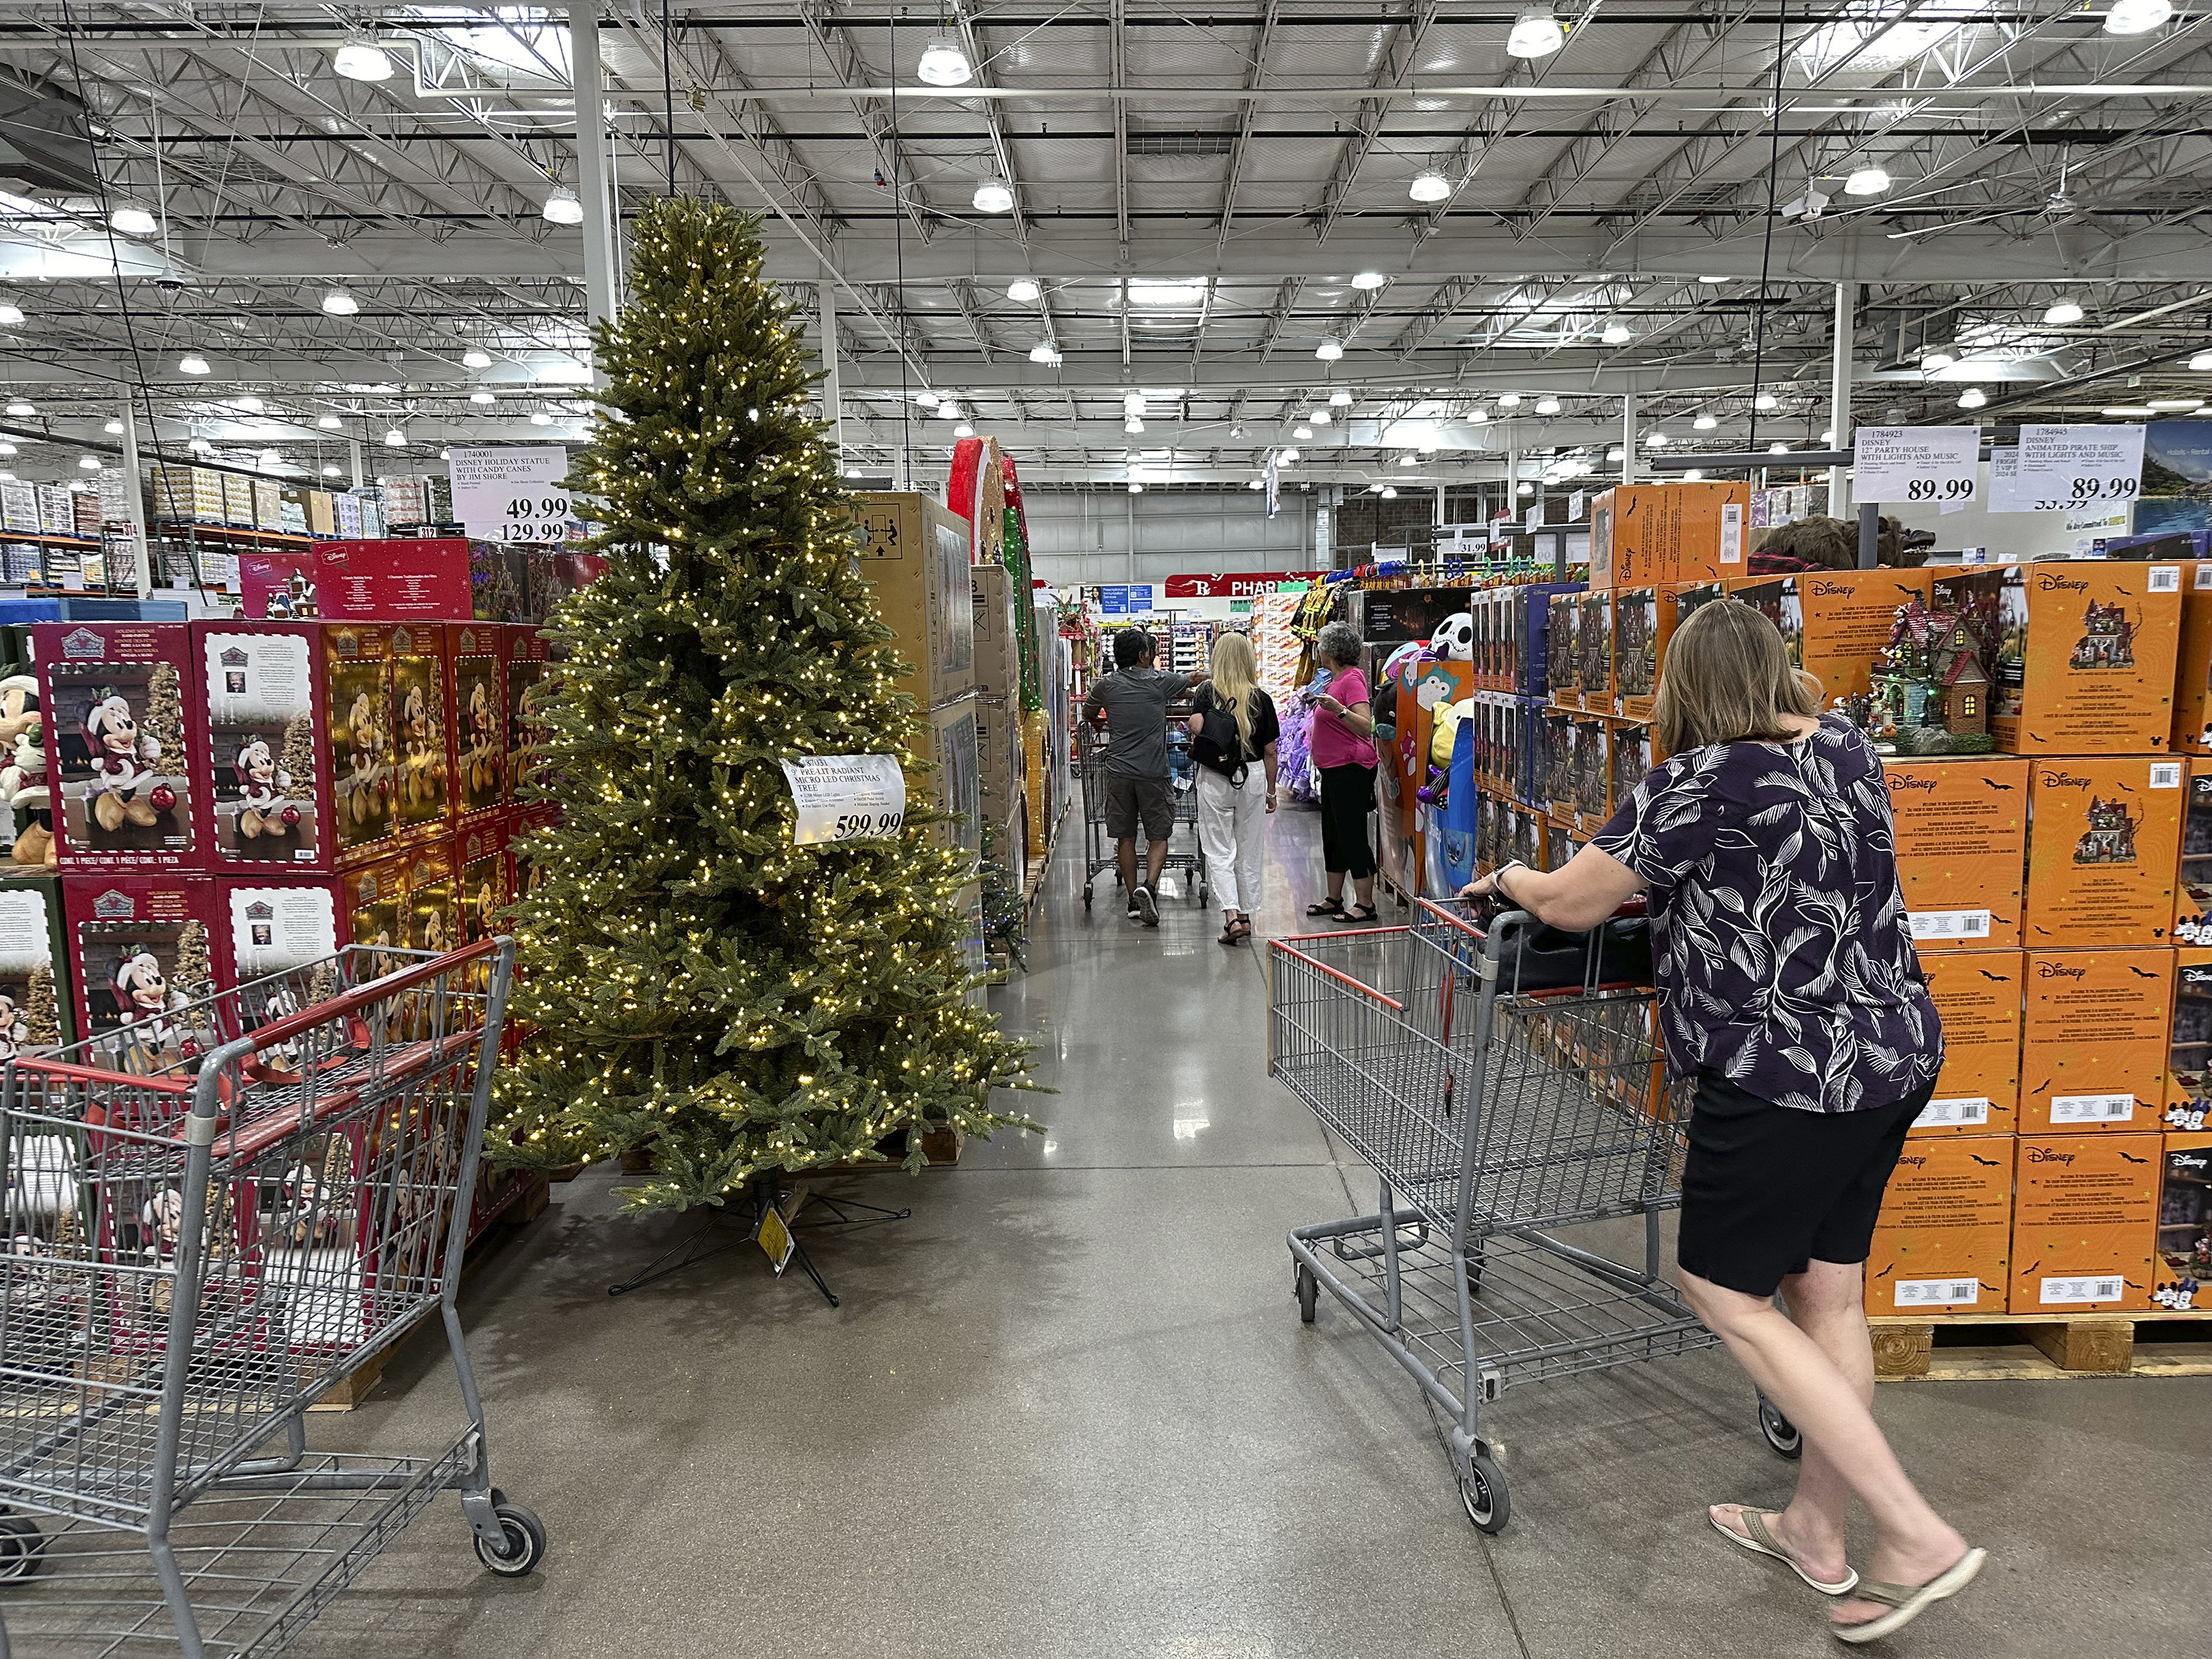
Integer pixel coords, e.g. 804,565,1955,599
1318,762,1377,880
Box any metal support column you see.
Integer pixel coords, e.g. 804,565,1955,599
818,279,844,459
119,400,150,597
1829,282,1855,519
1620,392,1639,487
566,1,622,341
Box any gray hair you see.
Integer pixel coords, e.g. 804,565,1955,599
1315,619,1362,669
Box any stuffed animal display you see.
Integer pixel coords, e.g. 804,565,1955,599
1,711,52,867
1431,612,1475,661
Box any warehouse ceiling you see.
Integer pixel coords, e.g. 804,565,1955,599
3,1,2212,492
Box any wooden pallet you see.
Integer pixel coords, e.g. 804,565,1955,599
1871,1310,2212,1381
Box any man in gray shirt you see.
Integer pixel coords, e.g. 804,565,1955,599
1081,627,1203,925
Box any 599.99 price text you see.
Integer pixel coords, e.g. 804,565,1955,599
832,812,902,840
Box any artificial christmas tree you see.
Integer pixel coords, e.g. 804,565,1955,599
489,198,1034,1211
22,961,56,1050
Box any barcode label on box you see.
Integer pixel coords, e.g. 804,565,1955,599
2051,1093,2135,1124
1895,1278,1980,1308
2194,563,2212,591
2041,1275,2125,1305
1907,909,1992,941
1916,1096,1991,1129
2152,762,2183,789
1720,503,1743,565
2149,565,2182,593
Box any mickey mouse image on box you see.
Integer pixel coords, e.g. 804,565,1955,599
34,624,200,870
200,627,330,869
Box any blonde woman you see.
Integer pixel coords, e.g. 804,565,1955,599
1186,632,1280,946
1458,602,1980,1644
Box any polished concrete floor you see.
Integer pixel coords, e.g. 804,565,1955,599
299,801,2211,1658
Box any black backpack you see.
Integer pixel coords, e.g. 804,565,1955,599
1191,687,1249,784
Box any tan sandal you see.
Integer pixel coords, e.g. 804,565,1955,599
1710,1505,1859,1596
1832,1548,1987,1645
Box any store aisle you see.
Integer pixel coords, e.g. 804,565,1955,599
304,805,2211,1659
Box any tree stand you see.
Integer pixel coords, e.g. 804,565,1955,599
605,1172,911,1307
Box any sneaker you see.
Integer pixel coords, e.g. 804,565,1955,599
1134,885,1159,927
1126,891,1142,919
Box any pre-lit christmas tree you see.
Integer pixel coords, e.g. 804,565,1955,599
279,711,316,795
489,197,1034,1212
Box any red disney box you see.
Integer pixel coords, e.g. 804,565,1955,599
192,622,336,873
32,623,204,872
60,874,220,1062
450,625,505,831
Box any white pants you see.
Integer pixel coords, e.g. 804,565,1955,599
1195,768,1267,916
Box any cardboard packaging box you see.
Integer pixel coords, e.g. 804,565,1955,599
449,625,505,830
1515,581,1582,698
60,874,218,1060
194,622,333,873
2171,560,2212,755
211,874,346,995
1609,720,1653,818
0,873,76,1052
1609,585,1677,720
2175,758,2212,942
2009,1133,2161,1313
976,693,1025,828
1728,567,1935,705
2165,948,2212,1131
1542,708,1576,821
1590,481,1749,588
1545,590,1581,706
2024,754,2184,947
341,841,459,969
971,564,1022,703
321,625,402,866
928,696,981,860
1572,716,1610,835
32,622,203,872
1865,1135,2014,1312
2020,947,2173,1135
1932,561,2183,754
852,493,976,709
1912,950,2023,1136
1576,591,1614,714
503,626,552,809
390,624,455,844
504,804,557,908
1885,756,2029,951
455,821,510,947
316,538,473,622
2154,1132,2212,1307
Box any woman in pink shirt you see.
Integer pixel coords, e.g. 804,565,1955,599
1305,619,1380,923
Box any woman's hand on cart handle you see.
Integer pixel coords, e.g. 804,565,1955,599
1460,845,1644,933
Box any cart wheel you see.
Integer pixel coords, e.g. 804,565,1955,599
1758,1397,1803,1460
1460,1453,1510,1533
1296,1262,1318,1324
1082,885,1093,909
473,1500,548,1577
0,1513,46,1583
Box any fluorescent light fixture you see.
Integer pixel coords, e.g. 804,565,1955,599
1535,396,1562,415
1754,392,1779,411
1124,417,1144,434
1517,481,1534,496
954,422,975,438
1007,278,1041,303
529,410,552,425
1601,323,1633,345
77,455,100,471
322,464,343,478
1350,271,1388,291
321,289,360,316
1295,426,1314,440
2106,0,2172,33
1315,335,1345,361
2043,299,2086,325
917,32,973,86
470,390,495,405
1498,393,1522,408
1646,431,1669,447
542,188,585,226
3,401,30,417
1921,349,1958,372
383,427,406,447
0,305,21,326
1329,390,1353,407
1698,275,1729,285
1128,278,1208,307
1957,388,1988,409
1029,341,1062,365
462,347,493,369
1507,8,1565,58
110,204,158,236
333,39,394,81
973,176,1015,215
2148,398,2205,411
1408,169,1452,204
1694,413,1718,430
2103,405,2157,416
1843,166,1891,197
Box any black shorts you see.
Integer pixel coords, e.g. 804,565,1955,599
1676,1072,1936,1297
1105,772,1173,841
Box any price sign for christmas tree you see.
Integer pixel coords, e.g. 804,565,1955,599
448,445,571,543
2014,423,2146,507
779,754,907,845
1852,426,1981,505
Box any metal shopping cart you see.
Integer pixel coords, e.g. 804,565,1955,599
1268,900,1793,1531
0,938,544,1658
1073,712,1208,911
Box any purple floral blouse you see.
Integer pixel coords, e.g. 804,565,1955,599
1592,714,1942,1113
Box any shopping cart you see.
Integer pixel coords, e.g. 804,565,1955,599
1073,713,1208,911
1268,900,1792,1531
0,937,544,1658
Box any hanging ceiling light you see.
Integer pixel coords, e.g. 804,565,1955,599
529,409,553,425
1398,452,1419,467
973,176,1015,214
1469,408,1489,423
1517,481,1535,496
2191,352,2212,371
1310,409,1332,425
1646,431,1669,447
1683,469,1704,481
1279,447,1300,465
542,188,585,226
383,427,406,446
1124,417,1144,434
1693,412,1718,430
332,38,394,81
1380,485,1399,499
1534,395,1562,415
234,394,262,412
2106,0,2172,32
187,437,212,455
322,463,343,478
1497,392,1522,408
462,348,493,369
1350,271,1388,291
1248,478,1264,490
1753,392,1779,411
77,455,100,471
1127,481,1144,495
1295,425,1314,440
1921,349,1958,372
317,413,343,430
1606,446,1624,462
1007,277,1041,303
1767,441,1791,453
1408,169,1452,204
1600,322,1633,345
916,32,975,86
258,449,282,470
1315,335,1345,361
955,422,975,438
0,305,21,327
1822,428,1837,444
2042,299,2086,325
1957,387,1988,408
1029,341,1062,365
1329,390,1353,406
110,204,158,236
916,390,940,409
939,399,963,421
1507,8,1565,57
103,418,124,435
471,390,496,404
1843,165,1892,197
321,289,360,317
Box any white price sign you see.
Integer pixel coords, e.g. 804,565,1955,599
2015,422,2146,508
1852,426,1981,506
779,754,908,846
449,445,571,543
